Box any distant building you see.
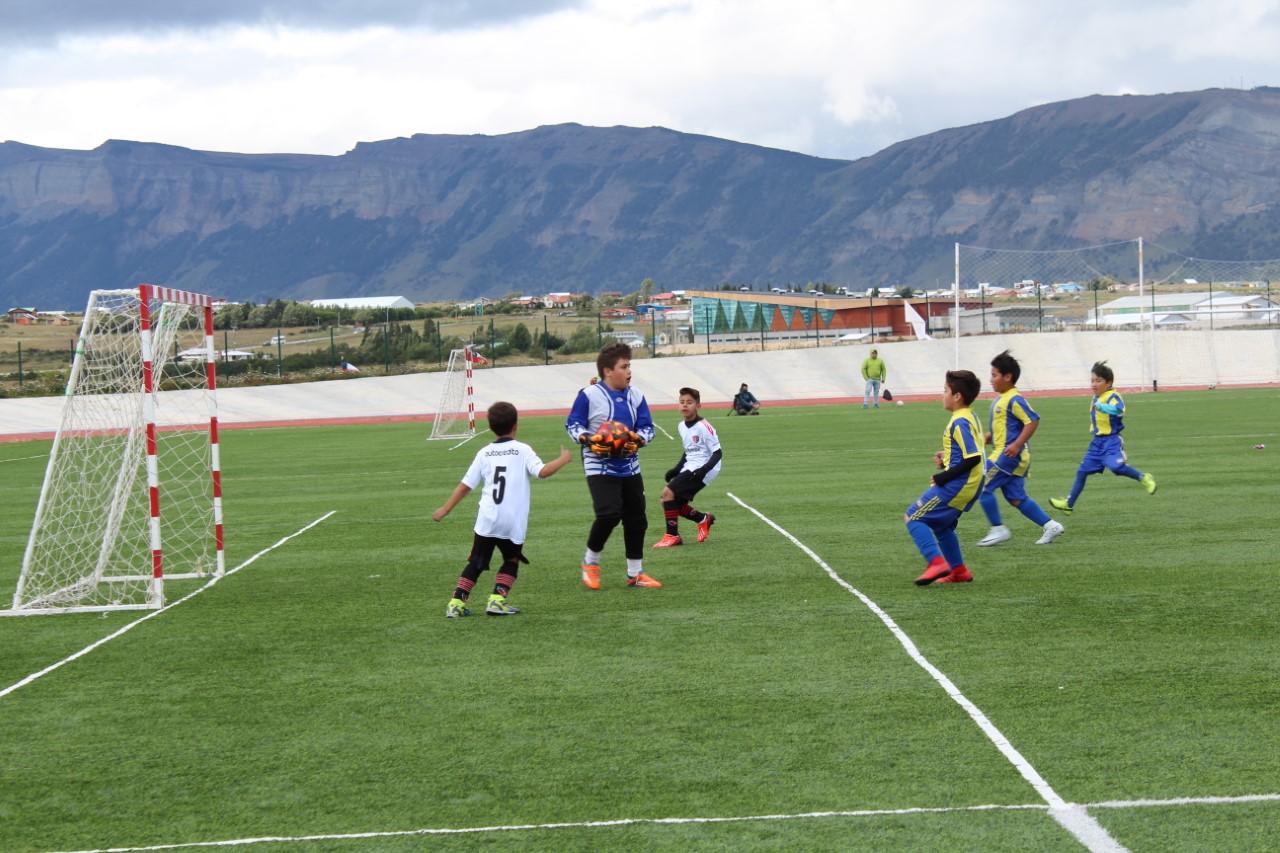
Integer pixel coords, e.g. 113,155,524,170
310,296,415,310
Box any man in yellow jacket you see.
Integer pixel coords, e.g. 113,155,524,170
861,349,887,409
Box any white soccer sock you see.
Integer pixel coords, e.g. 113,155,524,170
626,558,643,577
584,549,602,565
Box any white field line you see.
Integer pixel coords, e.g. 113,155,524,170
726,492,1127,853
655,422,676,441
0,454,47,463
33,794,1280,853
0,512,337,702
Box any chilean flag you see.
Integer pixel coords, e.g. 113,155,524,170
467,350,489,366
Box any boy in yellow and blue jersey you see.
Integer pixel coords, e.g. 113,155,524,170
908,370,986,586
976,350,1065,547
1050,361,1156,514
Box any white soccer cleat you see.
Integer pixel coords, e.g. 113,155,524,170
1035,520,1065,545
977,525,1012,547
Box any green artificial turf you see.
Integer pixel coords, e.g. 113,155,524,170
0,388,1277,852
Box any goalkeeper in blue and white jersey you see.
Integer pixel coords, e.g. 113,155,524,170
565,342,659,590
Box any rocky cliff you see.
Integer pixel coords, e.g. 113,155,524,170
3,87,1279,309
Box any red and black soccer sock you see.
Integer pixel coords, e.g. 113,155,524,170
493,561,518,597
679,504,707,523
663,500,683,535
452,576,477,602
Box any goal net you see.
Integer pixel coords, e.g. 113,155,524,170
956,240,1280,390
3,286,225,616
429,347,485,441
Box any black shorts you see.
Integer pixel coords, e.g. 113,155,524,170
586,473,647,524
466,534,526,574
666,470,706,503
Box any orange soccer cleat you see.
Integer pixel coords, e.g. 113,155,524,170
935,565,974,584
696,513,716,543
625,572,663,588
652,534,683,548
581,562,601,590
914,557,952,586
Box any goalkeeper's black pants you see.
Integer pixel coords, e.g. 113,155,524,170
586,474,648,559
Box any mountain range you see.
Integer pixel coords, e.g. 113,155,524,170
4,86,1280,310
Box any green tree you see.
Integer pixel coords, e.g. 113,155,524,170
281,302,317,327
895,285,914,298
509,323,532,352
640,278,655,303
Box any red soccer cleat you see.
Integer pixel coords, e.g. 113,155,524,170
696,513,715,543
914,557,952,586
652,533,683,548
935,565,974,583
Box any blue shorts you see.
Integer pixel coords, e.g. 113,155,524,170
983,465,1029,503
1078,435,1128,474
905,485,965,534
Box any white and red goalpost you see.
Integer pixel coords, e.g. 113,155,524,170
429,347,486,442
3,285,224,615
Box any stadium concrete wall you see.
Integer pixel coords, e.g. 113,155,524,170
2,329,1276,440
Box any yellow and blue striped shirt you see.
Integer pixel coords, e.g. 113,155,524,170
988,387,1039,476
943,406,986,509
1090,389,1125,436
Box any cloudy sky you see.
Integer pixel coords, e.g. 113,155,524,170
2,0,1277,161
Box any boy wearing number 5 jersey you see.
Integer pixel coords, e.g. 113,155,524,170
432,401,571,618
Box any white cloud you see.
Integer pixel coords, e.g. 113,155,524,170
2,0,1279,160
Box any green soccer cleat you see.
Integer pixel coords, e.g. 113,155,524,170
1141,473,1157,495
486,594,521,616
446,598,472,618
1049,497,1073,514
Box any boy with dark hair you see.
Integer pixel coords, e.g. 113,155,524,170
653,387,722,548
976,350,1065,547
732,383,760,415
1050,361,1156,514
565,343,660,589
908,370,986,586
433,401,572,617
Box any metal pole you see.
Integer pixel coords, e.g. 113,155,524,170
814,300,819,347
1141,237,1156,391
1036,283,1043,332
17,341,22,387
383,309,389,374
1208,279,1214,330
981,285,987,333
330,327,336,372
954,242,961,368
544,315,550,365
276,325,282,377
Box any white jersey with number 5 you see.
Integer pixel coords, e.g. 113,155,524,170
461,437,545,544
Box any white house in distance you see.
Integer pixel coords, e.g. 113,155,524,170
1090,292,1278,327
310,296,415,311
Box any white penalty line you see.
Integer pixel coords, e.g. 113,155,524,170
655,422,676,441
33,794,1280,853
0,512,337,702
726,492,1127,853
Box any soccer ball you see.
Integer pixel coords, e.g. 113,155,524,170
591,420,632,457
896,400,905,406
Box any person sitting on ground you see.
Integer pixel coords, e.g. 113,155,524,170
732,383,761,415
